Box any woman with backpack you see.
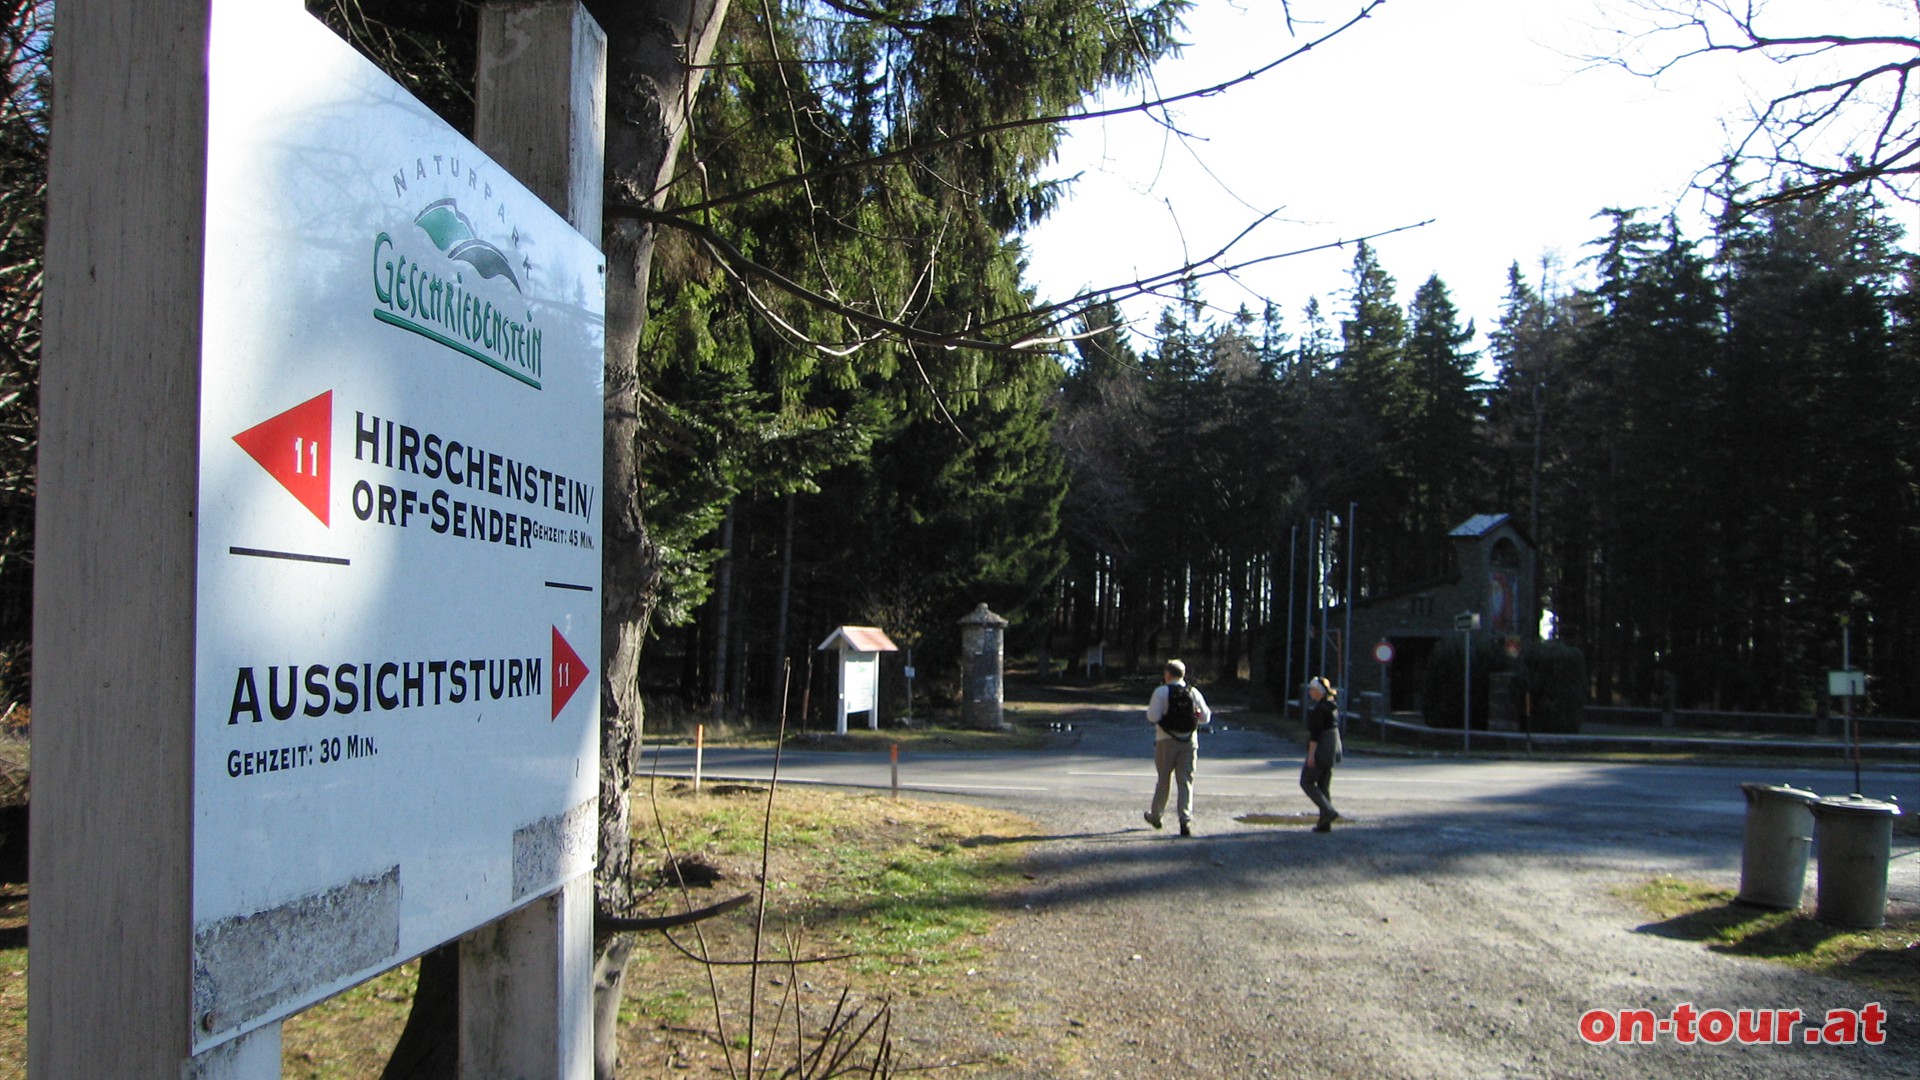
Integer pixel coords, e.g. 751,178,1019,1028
1302,676,1343,831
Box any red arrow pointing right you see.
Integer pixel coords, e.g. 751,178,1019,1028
552,626,591,720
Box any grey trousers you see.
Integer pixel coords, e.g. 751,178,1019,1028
1300,752,1337,822
1150,738,1196,823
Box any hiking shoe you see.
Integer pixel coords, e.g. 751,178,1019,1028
1143,812,1162,830
1179,821,1192,837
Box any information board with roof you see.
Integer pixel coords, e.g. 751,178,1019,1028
817,626,900,733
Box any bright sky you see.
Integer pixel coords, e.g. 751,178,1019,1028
1021,0,1912,358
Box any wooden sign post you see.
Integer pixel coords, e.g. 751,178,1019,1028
33,4,607,1076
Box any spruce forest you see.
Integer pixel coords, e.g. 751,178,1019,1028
1055,203,1920,718
0,0,1916,729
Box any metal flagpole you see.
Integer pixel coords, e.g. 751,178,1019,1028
1463,622,1472,754
1283,526,1297,719
1343,501,1356,702
1845,619,1860,795
1318,510,1331,680
1307,516,1320,705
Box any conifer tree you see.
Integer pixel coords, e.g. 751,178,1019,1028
1551,210,1718,703
1331,240,1414,596
1712,187,1917,711
1485,261,1586,639
1055,301,1148,664
1402,273,1483,571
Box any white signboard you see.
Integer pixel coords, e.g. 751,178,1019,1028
191,0,603,1050
844,654,879,714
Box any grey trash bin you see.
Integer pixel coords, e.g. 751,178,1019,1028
1812,794,1902,929
1737,783,1819,909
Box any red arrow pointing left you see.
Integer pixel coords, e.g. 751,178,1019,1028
552,626,591,720
233,390,332,525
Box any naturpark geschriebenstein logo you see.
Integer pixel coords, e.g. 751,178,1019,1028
372,154,544,390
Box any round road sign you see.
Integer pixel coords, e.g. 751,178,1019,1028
1373,641,1395,664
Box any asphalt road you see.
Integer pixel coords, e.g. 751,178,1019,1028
644,701,1920,904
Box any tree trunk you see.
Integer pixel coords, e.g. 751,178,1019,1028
710,501,735,719
727,512,749,710
583,3,730,1076
771,493,795,714
382,4,736,1077
378,945,459,1080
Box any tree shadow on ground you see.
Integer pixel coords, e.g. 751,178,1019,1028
1630,894,1920,998
939,789,1742,924
1633,898,1794,946
1834,944,1920,991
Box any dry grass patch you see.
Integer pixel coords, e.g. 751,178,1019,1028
0,783,1033,1079
281,962,418,1078
1620,875,1920,1001
0,889,23,1080
263,782,1039,1076
618,782,1037,1076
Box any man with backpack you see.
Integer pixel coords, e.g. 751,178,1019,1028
1143,658,1212,836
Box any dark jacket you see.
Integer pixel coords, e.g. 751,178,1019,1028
1306,697,1342,768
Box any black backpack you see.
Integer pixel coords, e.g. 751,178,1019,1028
1159,683,1199,737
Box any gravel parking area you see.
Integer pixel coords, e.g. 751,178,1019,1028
875,708,1919,1078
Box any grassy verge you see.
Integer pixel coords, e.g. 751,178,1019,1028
0,890,22,1080
281,964,419,1079
1618,875,1920,1001
617,782,1036,1074
284,784,1035,1076
0,734,22,1080
0,736,24,808
0,785,1031,1077
622,780,1033,980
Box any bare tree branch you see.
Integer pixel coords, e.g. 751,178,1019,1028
615,197,1434,355
986,218,1438,335
612,199,1082,352
1591,0,1920,212
660,0,1387,217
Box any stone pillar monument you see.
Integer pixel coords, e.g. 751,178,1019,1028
959,603,1009,730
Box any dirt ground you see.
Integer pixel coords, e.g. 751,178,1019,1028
832,701,1920,1078
871,794,1913,1078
